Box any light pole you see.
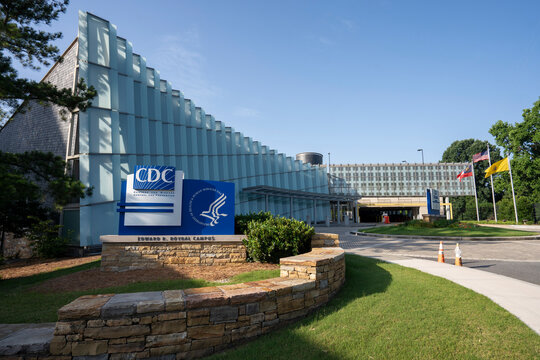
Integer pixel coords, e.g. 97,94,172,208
417,148,425,185
417,149,424,164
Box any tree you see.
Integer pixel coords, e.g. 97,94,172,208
441,139,502,220
0,0,95,125
490,98,540,208
0,151,91,256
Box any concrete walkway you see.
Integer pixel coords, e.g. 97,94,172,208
479,223,540,232
324,225,540,336
347,249,540,335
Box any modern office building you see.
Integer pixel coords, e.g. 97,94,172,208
328,163,474,222
0,12,361,248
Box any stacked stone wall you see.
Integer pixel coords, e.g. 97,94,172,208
47,247,345,359
311,233,339,248
101,241,247,271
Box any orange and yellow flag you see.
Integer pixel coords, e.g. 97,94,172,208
484,157,509,178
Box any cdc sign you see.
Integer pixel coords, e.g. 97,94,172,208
117,166,234,235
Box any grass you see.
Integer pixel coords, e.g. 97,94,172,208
210,255,540,360
360,225,536,237
0,260,280,323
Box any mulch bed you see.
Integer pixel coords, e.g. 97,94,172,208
1,256,278,293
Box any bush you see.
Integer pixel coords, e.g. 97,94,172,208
27,219,69,258
243,216,314,263
401,219,460,229
235,212,273,235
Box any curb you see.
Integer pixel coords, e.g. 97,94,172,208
349,231,540,241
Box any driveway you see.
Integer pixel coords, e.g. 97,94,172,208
316,225,540,285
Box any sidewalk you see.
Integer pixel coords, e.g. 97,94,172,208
347,249,540,335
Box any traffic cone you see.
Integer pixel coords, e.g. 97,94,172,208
455,243,462,266
438,241,445,263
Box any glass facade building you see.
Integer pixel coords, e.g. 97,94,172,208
329,163,474,197
0,12,331,247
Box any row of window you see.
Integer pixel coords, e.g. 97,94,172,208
340,172,464,181
331,165,464,172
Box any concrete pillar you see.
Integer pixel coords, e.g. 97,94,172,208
445,196,451,220
337,201,341,224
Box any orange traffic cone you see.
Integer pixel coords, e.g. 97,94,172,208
455,243,462,266
438,241,445,263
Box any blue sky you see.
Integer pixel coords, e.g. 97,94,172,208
20,0,540,165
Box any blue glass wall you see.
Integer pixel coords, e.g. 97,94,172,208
76,12,329,246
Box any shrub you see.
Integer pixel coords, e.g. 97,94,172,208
235,212,273,235
243,216,314,263
432,219,459,228
402,219,460,229
26,219,69,258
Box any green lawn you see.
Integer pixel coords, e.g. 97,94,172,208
210,255,540,360
360,225,536,237
0,261,280,323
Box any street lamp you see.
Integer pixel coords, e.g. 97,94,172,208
417,149,424,164
417,148,425,184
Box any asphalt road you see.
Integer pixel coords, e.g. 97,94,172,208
316,226,540,286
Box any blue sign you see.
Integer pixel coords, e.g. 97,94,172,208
118,168,234,235
181,180,235,234
133,165,175,191
426,188,441,215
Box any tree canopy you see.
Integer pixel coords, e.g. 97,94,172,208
0,151,91,237
490,98,540,204
441,139,502,219
442,98,540,222
0,0,95,125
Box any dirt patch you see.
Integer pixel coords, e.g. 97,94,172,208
32,262,279,293
0,256,101,280
0,256,278,293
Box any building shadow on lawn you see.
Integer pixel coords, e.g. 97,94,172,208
0,261,100,291
311,254,392,316
211,254,393,360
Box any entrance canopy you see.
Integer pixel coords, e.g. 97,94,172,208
242,185,361,202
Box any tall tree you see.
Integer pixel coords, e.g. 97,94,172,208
441,139,502,220
0,0,95,125
0,151,91,255
490,98,540,221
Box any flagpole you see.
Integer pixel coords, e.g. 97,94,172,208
470,161,480,221
508,157,519,223
487,147,498,222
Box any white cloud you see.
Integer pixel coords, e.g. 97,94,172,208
318,36,334,45
233,106,260,118
152,31,219,104
340,19,355,31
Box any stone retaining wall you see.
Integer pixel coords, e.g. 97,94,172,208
49,247,345,359
311,233,339,248
101,241,247,272
101,233,339,272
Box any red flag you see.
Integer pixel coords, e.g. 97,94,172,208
457,164,473,182
473,150,489,163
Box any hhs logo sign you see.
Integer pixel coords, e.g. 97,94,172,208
118,166,235,235
133,165,175,191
